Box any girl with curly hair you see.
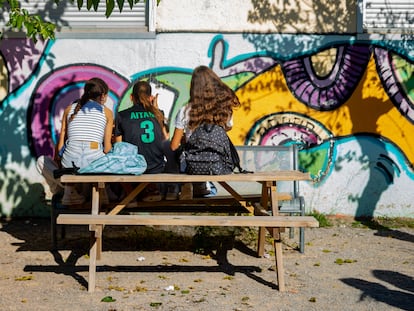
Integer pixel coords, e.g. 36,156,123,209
169,65,240,199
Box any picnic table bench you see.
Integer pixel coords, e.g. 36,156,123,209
57,171,319,292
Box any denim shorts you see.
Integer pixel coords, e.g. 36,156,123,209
61,140,105,169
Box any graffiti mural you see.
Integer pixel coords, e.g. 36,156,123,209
0,38,49,104
0,34,413,218
28,64,129,157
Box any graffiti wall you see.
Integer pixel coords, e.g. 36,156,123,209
0,33,413,218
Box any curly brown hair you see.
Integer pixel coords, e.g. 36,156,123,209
188,66,240,131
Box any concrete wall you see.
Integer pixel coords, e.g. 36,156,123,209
156,0,356,33
0,0,413,218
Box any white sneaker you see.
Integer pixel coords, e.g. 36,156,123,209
62,186,85,205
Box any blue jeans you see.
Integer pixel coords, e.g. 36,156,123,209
61,140,104,169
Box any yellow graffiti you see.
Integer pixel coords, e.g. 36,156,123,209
231,55,414,165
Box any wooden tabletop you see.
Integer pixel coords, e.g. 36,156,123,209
60,170,311,183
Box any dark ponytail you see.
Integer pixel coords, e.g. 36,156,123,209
69,77,109,122
131,81,165,129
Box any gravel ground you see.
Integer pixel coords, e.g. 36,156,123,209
0,217,413,311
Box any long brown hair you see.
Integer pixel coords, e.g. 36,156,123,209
188,65,240,131
69,77,109,122
131,81,165,129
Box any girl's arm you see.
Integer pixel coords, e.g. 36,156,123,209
56,106,71,161
170,127,184,151
103,107,114,153
162,124,169,141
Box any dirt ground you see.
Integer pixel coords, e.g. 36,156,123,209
0,216,413,311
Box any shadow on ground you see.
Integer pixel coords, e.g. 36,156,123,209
341,270,414,311
1,217,279,290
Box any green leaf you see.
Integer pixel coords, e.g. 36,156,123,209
77,0,84,10
101,296,116,302
16,15,24,28
106,0,115,17
8,0,20,10
86,0,92,10
116,0,124,12
92,0,99,11
21,8,29,17
25,23,33,34
15,275,33,281
334,258,344,265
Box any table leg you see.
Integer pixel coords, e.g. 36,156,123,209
91,183,100,215
270,184,281,238
274,238,285,292
269,182,285,291
257,227,266,257
257,182,270,257
88,225,102,292
89,184,103,260
88,183,101,292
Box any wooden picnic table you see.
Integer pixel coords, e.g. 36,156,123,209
57,171,319,292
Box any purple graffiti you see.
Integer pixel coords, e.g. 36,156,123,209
282,45,372,111
0,38,48,98
374,48,414,125
209,37,278,78
29,64,129,157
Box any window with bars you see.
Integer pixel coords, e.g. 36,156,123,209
3,0,155,38
362,0,414,33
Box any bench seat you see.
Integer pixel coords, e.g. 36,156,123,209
57,214,319,227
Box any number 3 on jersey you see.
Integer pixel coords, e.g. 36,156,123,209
140,120,155,143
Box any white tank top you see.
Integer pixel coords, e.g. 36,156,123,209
66,100,107,142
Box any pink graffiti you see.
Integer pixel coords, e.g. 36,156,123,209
29,64,129,157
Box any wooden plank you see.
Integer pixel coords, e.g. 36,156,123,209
61,171,311,183
257,182,270,257
274,240,285,291
123,205,250,214
123,193,292,207
218,181,244,201
108,182,148,215
57,214,319,227
88,227,99,292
